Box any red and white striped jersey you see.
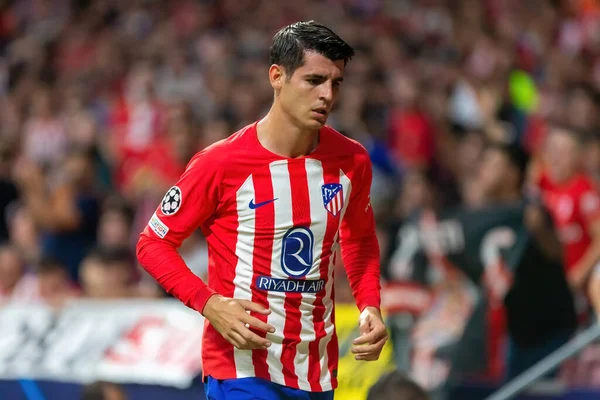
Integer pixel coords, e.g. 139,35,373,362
137,122,381,392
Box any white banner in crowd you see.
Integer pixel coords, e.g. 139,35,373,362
0,300,204,389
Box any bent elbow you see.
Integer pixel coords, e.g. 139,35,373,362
136,230,157,266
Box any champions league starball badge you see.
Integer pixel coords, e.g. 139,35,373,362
161,186,182,216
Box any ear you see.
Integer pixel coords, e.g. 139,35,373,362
269,64,285,91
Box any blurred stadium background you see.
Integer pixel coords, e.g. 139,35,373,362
1,0,600,399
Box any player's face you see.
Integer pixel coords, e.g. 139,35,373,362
544,130,581,183
276,51,345,130
478,148,509,197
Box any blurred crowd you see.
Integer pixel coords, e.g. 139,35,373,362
1,0,600,387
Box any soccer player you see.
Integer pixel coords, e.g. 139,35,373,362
136,21,386,399
536,126,600,315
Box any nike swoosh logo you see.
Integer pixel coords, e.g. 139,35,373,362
249,198,278,209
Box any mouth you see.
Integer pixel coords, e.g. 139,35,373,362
312,108,328,118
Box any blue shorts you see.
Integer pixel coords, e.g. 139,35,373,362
205,376,334,400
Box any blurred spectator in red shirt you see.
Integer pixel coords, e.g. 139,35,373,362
537,126,600,295
110,61,165,192
388,71,436,171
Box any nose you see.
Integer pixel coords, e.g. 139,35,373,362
319,81,334,104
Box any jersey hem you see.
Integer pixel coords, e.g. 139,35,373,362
202,368,336,392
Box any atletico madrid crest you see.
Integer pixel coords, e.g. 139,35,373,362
321,183,344,217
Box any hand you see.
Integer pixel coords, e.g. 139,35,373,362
352,306,388,361
568,264,589,290
202,295,276,350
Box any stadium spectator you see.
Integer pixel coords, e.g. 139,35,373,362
22,85,67,168
80,381,127,400
36,256,79,307
80,247,135,300
6,204,41,266
535,126,600,317
80,246,159,300
0,244,77,306
97,196,136,251
475,143,577,379
15,148,101,282
367,370,429,400
156,47,211,120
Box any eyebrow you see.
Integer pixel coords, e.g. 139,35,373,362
304,74,344,83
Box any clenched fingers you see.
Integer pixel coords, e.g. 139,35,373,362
353,328,381,346
352,335,387,359
355,352,382,361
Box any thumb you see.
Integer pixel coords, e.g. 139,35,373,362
239,299,271,315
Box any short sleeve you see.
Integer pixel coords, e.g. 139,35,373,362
144,151,221,247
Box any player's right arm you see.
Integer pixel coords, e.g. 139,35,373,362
136,150,274,349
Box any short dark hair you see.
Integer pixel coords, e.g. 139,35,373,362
86,246,132,267
81,381,125,400
269,20,354,78
37,256,68,276
367,370,429,400
80,381,105,400
103,195,135,226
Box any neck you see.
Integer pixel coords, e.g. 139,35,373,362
554,170,578,185
492,189,521,204
257,103,319,158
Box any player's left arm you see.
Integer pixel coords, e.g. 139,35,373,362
570,190,600,289
339,152,387,361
